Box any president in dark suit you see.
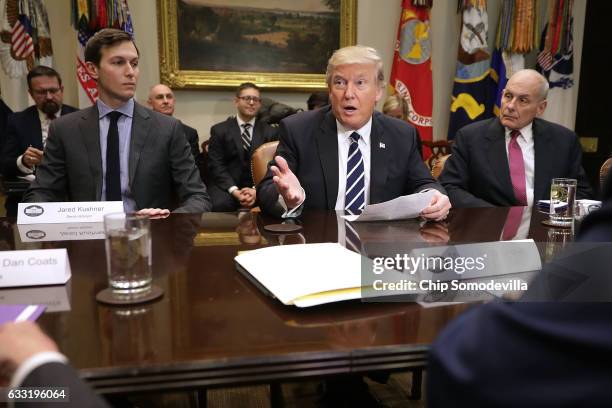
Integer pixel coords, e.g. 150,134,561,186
208,82,278,211
257,45,450,220
23,29,210,215
1,66,77,179
147,83,200,160
439,69,592,208
0,321,110,407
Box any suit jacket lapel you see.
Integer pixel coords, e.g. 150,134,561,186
230,118,246,164
78,106,103,200
28,107,43,149
486,120,514,201
315,111,339,209
129,103,152,184
369,113,388,203
533,119,553,202
251,121,265,150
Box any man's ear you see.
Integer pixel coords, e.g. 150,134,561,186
85,61,99,80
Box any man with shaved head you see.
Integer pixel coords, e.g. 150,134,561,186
147,83,200,160
440,69,592,208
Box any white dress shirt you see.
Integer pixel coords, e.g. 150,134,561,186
16,107,62,175
505,123,535,207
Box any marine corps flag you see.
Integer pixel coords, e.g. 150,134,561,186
389,0,433,158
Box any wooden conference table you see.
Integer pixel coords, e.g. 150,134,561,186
0,207,555,397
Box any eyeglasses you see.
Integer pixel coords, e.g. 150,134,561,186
32,88,61,97
237,96,261,104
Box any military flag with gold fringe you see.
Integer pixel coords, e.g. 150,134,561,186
389,0,434,158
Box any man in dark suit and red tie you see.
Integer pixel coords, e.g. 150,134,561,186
207,82,278,211
439,69,592,208
257,45,450,220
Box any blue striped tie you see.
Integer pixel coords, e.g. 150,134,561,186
345,132,365,214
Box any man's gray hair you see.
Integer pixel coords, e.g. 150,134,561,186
326,45,385,88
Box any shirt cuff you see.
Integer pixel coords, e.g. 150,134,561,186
279,187,306,218
16,155,34,174
228,186,238,194
10,351,69,389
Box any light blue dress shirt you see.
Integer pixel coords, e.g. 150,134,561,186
97,98,137,212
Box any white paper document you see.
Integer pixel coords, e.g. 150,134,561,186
341,190,436,222
236,243,378,307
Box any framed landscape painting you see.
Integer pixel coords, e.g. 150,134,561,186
157,0,357,90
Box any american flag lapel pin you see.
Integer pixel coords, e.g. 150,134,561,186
379,142,386,149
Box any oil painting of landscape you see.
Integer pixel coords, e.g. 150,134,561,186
158,0,355,90
177,0,341,73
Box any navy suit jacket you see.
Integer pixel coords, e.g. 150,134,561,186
1,104,77,178
208,116,278,191
257,107,443,216
439,117,592,207
427,204,612,407
181,121,200,160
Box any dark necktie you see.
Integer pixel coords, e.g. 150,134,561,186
508,130,527,206
345,132,365,214
106,111,122,201
241,123,252,153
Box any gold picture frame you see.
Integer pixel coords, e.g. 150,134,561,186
157,0,357,91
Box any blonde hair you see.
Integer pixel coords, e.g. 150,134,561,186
325,45,384,87
382,94,409,120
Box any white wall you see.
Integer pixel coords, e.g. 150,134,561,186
0,0,587,144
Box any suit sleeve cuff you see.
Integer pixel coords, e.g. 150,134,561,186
16,155,34,174
10,351,69,389
279,188,306,218
228,186,238,194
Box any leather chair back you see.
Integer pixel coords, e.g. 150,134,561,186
251,141,279,185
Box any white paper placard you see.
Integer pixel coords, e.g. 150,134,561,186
17,222,105,242
0,282,71,312
0,249,71,288
17,201,123,224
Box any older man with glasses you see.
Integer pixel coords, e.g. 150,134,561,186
207,82,279,211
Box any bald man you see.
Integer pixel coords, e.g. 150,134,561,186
147,84,200,160
440,69,592,208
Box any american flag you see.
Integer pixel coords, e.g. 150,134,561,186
11,15,34,59
537,50,554,72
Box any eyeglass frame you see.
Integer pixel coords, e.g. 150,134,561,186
237,96,262,104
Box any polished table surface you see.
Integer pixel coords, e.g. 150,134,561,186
0,208,554,395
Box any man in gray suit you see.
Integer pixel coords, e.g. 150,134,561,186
24,29,210,215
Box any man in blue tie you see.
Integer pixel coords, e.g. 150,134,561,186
257,45,450,219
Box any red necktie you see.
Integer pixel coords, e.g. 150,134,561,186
502,206,524,240
508,130,527,206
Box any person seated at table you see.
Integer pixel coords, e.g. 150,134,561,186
306,91,329,110
427,192,612,406
0,321,110,407
257,45,450,220
23,29,210,215
439,69,592,208
207,82,278,211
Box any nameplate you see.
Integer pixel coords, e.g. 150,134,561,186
17,222,105,242
0,249,71,288
17,201,123,224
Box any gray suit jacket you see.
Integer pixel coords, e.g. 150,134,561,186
24,102,211,213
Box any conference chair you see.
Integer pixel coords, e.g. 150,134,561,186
251,141,279,185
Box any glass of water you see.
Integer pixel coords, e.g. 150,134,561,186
549,178,577,227
104,213,152,295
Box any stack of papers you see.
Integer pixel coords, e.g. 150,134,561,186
235,243,366,307
342,190,436,222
